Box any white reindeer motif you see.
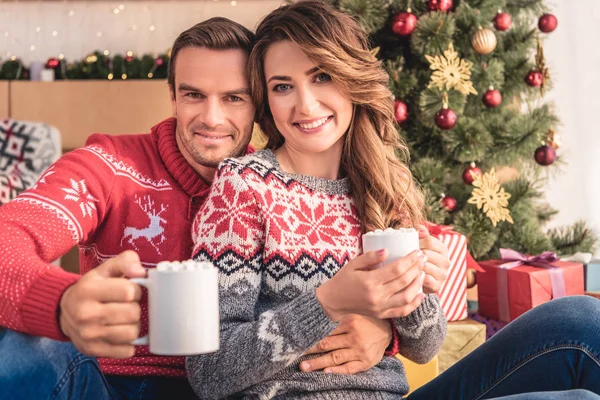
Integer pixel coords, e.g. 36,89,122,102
121,195,169,255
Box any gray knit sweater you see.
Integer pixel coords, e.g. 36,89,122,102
187,150,446,399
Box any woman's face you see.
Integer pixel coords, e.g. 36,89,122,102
263,40,353,157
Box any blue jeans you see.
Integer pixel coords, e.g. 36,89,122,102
1,296,600,399
0,328,197,400
408,296,600,400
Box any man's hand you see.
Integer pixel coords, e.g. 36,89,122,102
59,250,146,359
299,314,391,374
418,225,450,293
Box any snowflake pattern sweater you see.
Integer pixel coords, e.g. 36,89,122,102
188,150,447,398
0,117,238,377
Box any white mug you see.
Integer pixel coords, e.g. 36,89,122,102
131,260,220,355
362,228,423,292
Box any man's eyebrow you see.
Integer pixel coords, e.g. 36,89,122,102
178,83,201,92
224,88,251,96
267,67,321,84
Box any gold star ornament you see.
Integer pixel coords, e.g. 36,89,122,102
467,168,514,227
425,43,478,96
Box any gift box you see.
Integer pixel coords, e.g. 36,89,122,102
584,261,600,292
437,319,486,373
428,224,472,321
397,354,439,394
562,253,600,292
477,249,584,322
468,312,508,340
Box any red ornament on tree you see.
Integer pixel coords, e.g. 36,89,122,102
428,0,453,12
462,162,482,185
435,107,457,130
534,145,556,166
483,87,502,108
394,100,408,123
525,70,544,87
155,58,164,67
125,55,134,62
538,13,558,33
392,12,418,36
494,12,512,31
45,58,60,69
441,194,457,212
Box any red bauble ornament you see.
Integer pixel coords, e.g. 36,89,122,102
462,163,482,185
534,145,556,166
538,13,558,33
155,58,164,67
435,107,457,130
428,0,453,12
441,195,457,212
525,70,544,87
46,58,60,69
392,12,418,36
483,88,502,108
125,55,134,62
394,100,408,123
494,12,512,31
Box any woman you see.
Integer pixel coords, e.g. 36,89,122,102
186,1,600,399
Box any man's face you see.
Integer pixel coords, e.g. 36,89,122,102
171,47,255,173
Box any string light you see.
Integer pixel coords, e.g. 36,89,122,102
103,50,110,56
131,25,138,31
231,1,237,5
127,51,133,57
59,54,65,60
149,25,156,32
113,8,120,14
97,32,103,37
35,26,41,33
3,32,8,37
10,56,16,61
119,4,125,10
68,10,75,17
108,73,114,80
52,31,58,37
121,73,128,80
30,45,36,51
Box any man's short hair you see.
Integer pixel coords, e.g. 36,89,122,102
168,17,255,91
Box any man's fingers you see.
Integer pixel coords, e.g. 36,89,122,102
87,279,143,303
76,340,137,359
102,302,142,325
94,251,145,279
101,324,142,345
323,361,368,375
299,349,358,372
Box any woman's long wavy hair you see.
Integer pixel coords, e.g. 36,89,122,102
249,0,424,232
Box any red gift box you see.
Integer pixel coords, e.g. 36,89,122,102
477,250,584,322
427,224,473,321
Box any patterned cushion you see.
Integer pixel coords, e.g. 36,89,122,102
0,119,61,204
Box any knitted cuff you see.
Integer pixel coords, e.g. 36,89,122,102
384,319,400,356
21,267,81,341
394,294,441,331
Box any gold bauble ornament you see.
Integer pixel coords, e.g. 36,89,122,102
471,28,497,55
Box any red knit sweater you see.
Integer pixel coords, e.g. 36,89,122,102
0,118,230,377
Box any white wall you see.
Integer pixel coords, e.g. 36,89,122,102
0,1,281,64
544,0,600,253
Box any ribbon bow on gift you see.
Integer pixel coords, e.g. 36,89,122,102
496,248,567,322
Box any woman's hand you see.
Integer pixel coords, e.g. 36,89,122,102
315,249,427,322
417,225,450,294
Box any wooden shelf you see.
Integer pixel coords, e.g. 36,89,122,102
9,80,172,150
0,82,8,118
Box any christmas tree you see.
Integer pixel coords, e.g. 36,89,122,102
335,0,596,259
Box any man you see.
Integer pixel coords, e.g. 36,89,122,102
0,18,429,399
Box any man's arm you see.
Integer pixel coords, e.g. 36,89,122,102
0,135,145,357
